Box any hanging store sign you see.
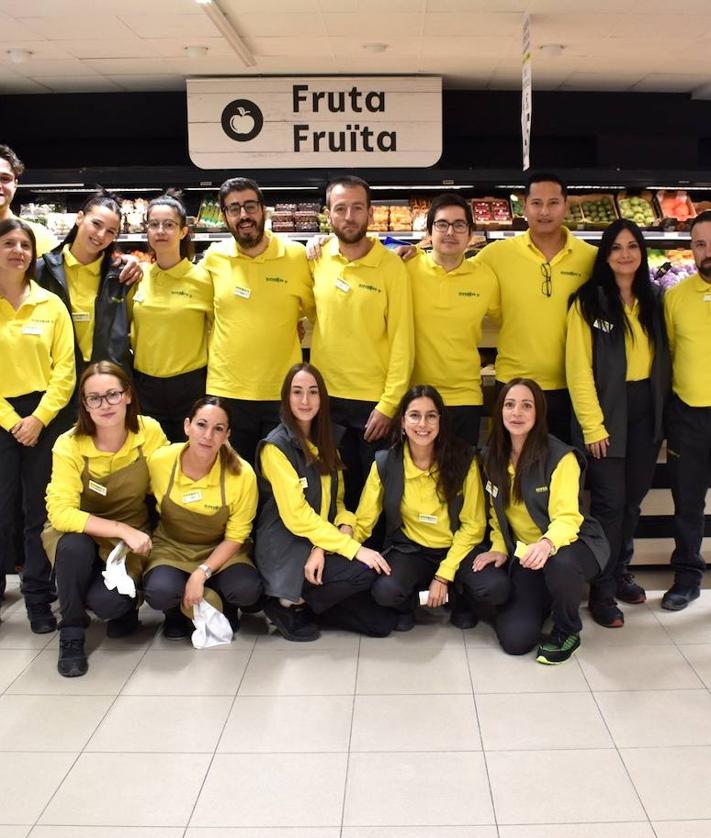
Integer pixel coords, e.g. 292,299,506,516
521,13,532,171
186,76,442,169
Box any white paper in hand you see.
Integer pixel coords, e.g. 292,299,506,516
102,541,136,598
191,600,233,649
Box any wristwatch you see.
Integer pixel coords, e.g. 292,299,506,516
198,563,213,579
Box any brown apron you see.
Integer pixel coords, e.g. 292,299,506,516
42,446,151,581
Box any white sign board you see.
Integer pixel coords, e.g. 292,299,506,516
521,13,532,171
187,76,442,169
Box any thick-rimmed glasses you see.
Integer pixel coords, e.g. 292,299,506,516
540,261,552,297
432,219,469,233
224,200,261,217
83,389,125,409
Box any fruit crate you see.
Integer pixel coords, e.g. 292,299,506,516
577,194,619,228
616,191,660,228
470,197,512,230
563,196,586,230
656,190,697,226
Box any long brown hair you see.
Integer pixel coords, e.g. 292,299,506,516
187,396,241,475
75,361,140,437
484,378,549,507
0,217,37,284
279,363,342,475
391,385,474,503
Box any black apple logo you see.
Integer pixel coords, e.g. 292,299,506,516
221,99,264,142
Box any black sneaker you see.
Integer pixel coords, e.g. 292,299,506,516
58,628,88,677
536,629,581,665
223,603,240,633
661,583,700,612
263,598,320,642
394,610,416,632
26,603,57,634
588,599,624,629
162,607,193,640
616,572,647,604
106,608,139,639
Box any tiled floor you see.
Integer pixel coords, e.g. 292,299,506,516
2,573,711,837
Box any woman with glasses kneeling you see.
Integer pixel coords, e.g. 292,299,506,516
143,396,262,640
354,385,489,632
43,361,169,677
256,363,397,642
464,379,609,664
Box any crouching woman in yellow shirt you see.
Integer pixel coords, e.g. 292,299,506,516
256,363,397,642
355,385,489,632
143,397,262,640
0,219,75,632
468,379,609,664
43,361,169,677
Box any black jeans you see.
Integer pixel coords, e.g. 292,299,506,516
371,540,448,612
143,564,263,611
667,396,711,586
495,382,572,444
215,398,280,466
446,405,483,448
0,393,73,607
54,533,136,629
588,380,660,602
135,366,207,443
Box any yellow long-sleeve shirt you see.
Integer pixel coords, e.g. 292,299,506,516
62,245,102,363
407,251,500,406
46,415,169,534
204,234,314,401
355,446,486,581
259,442,360,558
0,281,76,431
473,229,596,389
664,272,711,407
488,452,584,555
130,259,213,377
310,237,414,417
566,298,654,443
148,443,257,543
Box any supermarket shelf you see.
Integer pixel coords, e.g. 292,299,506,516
117,231,426,244
487,229,692,242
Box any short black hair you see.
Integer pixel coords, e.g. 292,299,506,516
524,171,568,199
426,193,473,234
690,210,711,237
325,175,371,208
0,144,24,178
218,177,264,211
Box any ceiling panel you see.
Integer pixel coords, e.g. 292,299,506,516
16,15,138,40
30,74,123,92
118,14,221,39
322,13,423,37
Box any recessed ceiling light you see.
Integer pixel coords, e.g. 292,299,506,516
362,43,388,53
185,45,209,59
6,48,33,64
195,0,212,5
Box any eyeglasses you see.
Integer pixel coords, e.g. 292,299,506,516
540,261,552,297
146,219,180,232
432,219,469,234
224,200,261,217
404,411,440,425
83,389,126,409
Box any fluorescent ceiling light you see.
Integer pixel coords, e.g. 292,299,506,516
370,184,475,190
199,0,255,68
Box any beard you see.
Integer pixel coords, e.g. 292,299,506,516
230,215,265,249
698,258,711,280
332,218,369,245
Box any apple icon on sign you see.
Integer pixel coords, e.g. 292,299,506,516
221,99,264,143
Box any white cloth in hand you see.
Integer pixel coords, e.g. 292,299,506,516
191,599,233,649
102,541,137,598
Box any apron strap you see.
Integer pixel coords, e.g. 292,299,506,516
219,457,227,507
165,454,180,499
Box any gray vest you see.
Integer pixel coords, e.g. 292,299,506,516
487,436,610,571
374,443,465,548
572,285,671,458
254,423,339,600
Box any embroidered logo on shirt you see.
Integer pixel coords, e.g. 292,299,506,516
458,291,480,297
265,276,287,284
560,270,581,277
171,290,192,298
535,486,549,493
358,283,381,293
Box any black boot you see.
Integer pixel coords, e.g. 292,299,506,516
106,608,140,639
27,602,57,634
263,598,320,642
223,603,241,633
58,627,88,677
162,606,193,640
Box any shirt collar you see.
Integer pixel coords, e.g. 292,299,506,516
63,244,102,275
520,226,574,261
228,232,283,262
421,250,472,277
323,234,384,268
691,272,711,292
403,443,438,480
175,442,221,488
74,417,147,458
150,258,192,281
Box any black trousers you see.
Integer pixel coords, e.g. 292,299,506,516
214,397,280,466
667,396,711,586
588,380,660,602
0,393,73,607
330,397,388,513
455,551,515,609
466,541,600,654
135,367,207,443
54,533,136,629
446,405,483,448
495,382,572,444
143,563,263,611
371,541,448,612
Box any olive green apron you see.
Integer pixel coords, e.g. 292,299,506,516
42,446,151,582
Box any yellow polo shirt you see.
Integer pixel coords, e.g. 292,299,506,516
45,415,169,534
566,298,654,443
407,250,500,405
130,259,213,377
62,245,102,363
488,452,583,555
259,441,360,558
0,281,76,431
664,273,711,406
22,219,57,258
204,234,314,401
355,446,486,581
310,237,414,418
148,443,257,543
473,229,597,389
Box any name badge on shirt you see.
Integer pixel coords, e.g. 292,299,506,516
71,312,91,322
485,481,499,498
704,294,711,302
88,480,107,497
21,324,42,335
182,490,202,503
593,319,613,333
334,278,351,294
234,286,251,299
418,513,438,525
299,477,309,489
